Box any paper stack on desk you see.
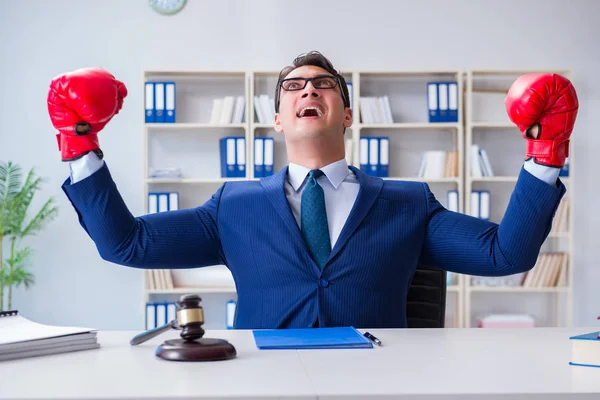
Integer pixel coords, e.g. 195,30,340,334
0,311,99,361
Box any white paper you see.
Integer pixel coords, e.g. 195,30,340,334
0,314,95,346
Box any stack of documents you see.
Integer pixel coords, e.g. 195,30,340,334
0,311,99,361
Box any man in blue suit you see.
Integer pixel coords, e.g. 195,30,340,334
49,52,578,329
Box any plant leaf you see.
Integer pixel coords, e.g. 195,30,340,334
6,246,34,287
9,168,42,234
20,197,59,238
0,161,23,236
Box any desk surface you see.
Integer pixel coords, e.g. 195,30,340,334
0,327,599,399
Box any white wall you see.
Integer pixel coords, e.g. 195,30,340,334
1,0,599,329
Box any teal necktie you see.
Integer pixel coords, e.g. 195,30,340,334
301,170,331,269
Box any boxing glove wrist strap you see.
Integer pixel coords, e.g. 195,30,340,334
56,133,103,161
525,139,569,167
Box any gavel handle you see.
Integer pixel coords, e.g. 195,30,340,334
130,320,176,345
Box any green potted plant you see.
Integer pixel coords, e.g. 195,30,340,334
0,161,59,311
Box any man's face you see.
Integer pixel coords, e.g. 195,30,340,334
274,65,352,140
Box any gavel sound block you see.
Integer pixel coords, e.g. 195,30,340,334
131,294,237,362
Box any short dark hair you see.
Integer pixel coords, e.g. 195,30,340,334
274,51,350,113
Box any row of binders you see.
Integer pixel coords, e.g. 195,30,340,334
145,302,177,330
359,96,393,124
469,190,490,220
473,252,569,288
359,137,389,177
145,300,237,330
220,137,275,178
144,81,458,125
471,145,494,177
521,252,568,287
549,198,569,233
447,190,459,212
468,192,569,225
427,81,459,122
356,81,459,124
417,151,459,178
449,192,569,227
210,96,246,125
145,269,174,290
254,95,275,124
148,192,179,213
359,142,460,179
145,81,176,123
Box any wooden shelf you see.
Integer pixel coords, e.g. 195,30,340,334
358,122,459,130
147,178,255,184
470,122,515,129
252,123,275,129
147,287,236,294
468,286,568,293
470,176,518,183
470,69,570,76
383,177,460,184
357,70,461,77
144,70,246,78
145,123,246,130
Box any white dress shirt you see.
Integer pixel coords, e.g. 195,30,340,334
69,152,560,250
285,159,359,250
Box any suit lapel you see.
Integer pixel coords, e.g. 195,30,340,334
261,165,383,273
260,166,308,247
327,166,383,263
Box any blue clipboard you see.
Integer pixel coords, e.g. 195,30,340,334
252,326,373,350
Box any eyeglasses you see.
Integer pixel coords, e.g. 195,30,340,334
279,75,340,91
275,73,350,113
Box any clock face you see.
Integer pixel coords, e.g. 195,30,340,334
149,0,187,15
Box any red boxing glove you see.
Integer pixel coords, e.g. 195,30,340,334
505,73,578,168
47,68,128,161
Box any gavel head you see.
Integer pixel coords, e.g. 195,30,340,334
176,294,205,341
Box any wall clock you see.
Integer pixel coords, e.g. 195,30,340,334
149,0,187,15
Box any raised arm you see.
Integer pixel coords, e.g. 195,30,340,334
419,73,577,276
418,169,565,276
48,68,224,269
62,164,224,269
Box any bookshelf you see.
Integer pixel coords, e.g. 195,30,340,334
142,70,247,329
140,67,573,330
353,70,465,328
464,69,574,328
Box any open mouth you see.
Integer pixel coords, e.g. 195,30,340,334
296,106,324,118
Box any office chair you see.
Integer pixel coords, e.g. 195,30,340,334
406,265,447,328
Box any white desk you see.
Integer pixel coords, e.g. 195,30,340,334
0,328,599,399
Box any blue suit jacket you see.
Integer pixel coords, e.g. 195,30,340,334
62,163,565,329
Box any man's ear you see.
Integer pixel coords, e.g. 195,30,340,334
344,108,353,128
274,113,284,133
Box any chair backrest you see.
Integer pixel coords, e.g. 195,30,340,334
406,266,447,328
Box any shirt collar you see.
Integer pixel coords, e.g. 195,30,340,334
288,159,349,192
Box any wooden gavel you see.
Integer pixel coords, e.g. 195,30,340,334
130,294,237,361
130,294,206,345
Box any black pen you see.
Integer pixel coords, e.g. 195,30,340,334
363,331,382,346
